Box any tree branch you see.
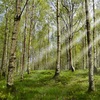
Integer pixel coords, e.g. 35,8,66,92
61,1,69,13
19,0,29,17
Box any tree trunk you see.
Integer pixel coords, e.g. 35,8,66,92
27,2,34,74
1,7,8,77
85,35,88,69
65,31,69,70
83,37,85,69
45,22,50,69
54,0,61,77
69,3,75,72
92,0,97,73
7,0,21,88
21,4,28,80
85,0,95,91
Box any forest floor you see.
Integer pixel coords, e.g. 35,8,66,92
0,70,100,100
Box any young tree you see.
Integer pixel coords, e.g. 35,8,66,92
27,1,34,74
92,0,97,73
1,6,8,77
68,3,75,72
85,0,95,91
21,4,28,80
54,0,61,77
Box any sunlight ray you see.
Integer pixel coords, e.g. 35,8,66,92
32,17,100,68
74,34,100,66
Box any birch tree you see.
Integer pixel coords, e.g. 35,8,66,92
85,0,95,91
7,0,29,88
54,0,61,77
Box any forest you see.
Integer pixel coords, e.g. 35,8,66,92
0,0,100,99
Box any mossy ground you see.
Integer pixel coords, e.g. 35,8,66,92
0,70,100,100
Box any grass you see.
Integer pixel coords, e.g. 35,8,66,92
0,70,100,100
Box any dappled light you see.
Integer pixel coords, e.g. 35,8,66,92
0,0,100,99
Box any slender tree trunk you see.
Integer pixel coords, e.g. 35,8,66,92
7,0,21,88
27,2,34,74
45,22,50,69
97,35,100,68
69,35,73,70
73,45,75,68
66,42,69,70
38,46,40,69
69,4,75,72
54,0,61,77
98,48,100,68
97,44,100,68
27,24,31,74
85,34,88,69
66,32,69,70
60,27,63,70
1,7,8,77
7,19,12,73
21,5,28,80
83,37,85,69
92,0,97,73
85,0,95,91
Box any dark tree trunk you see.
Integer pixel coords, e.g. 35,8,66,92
1,7,8,77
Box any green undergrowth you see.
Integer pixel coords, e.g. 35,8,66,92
0,70,100,100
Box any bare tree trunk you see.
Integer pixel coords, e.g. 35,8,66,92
45,22,50,69
84,35,88,69
1,7,8,77
69,35,73,70
66,39,69,70
83,37,85,69
85,0,95,91
21,5,28,80
60,27,63,70
69,3,75,72
6,18,12,75
92,0,97,73
27,2,34,74
7,0,21,88
54,0,61,77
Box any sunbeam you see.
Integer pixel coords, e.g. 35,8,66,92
32,17,100,69
74,34,100,66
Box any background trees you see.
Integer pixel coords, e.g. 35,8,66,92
0,0,100,92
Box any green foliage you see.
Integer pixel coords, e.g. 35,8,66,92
0,70,100,100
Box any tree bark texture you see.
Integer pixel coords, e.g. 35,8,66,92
7,0,21,87
68,3,75,72
27,2,34,74
55,0,61,77
85,0,95,91
1,7,8,77
92,0,97,73
21,4,28,79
